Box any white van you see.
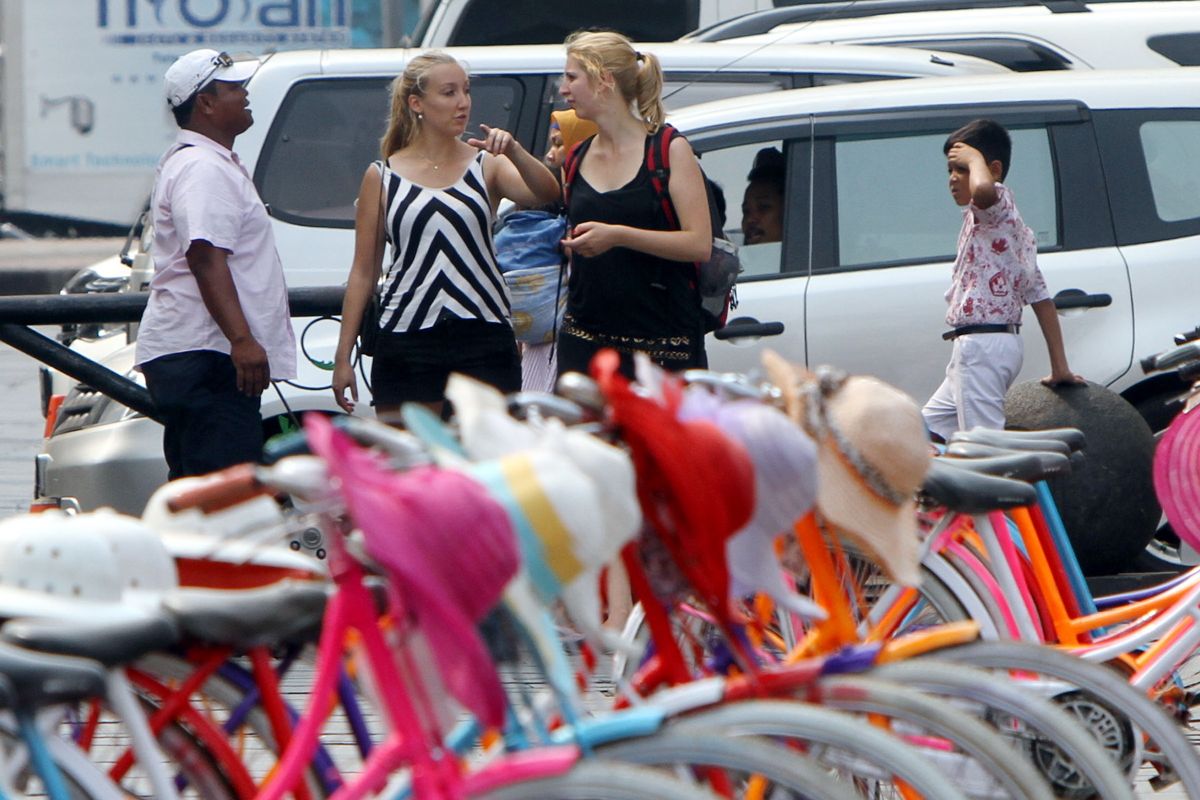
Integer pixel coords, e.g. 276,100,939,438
416,0,775,47
688,0,1200,71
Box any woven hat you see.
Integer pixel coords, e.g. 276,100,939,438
1154,406,1200,552
762,350,929,586
305,413,518,729
680,389,826,620
594,350,756,623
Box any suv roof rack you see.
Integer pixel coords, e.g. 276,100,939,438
685,0,1106,42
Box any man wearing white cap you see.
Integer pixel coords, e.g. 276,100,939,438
135,49,296,479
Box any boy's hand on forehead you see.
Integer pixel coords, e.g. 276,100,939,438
946,141,985,168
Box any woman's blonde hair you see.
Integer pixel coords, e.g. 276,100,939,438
564,30,665,134
379,50,463,158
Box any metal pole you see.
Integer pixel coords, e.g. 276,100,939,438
0,286,345,422
0,324,162,421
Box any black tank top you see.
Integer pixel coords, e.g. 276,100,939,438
565,137,700,344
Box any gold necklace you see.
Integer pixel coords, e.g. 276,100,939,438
417,150,451,171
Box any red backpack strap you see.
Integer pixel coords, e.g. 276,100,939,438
561,136,594,210
645,124,680,230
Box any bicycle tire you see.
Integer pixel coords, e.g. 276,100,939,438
922,640,1200,798
667,698,969,800
595,730,859,800
0,719,126,800
814,674,1055,800
871,659,1133,800
475,758,720,799
134,651,334,797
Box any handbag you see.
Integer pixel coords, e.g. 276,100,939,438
357,161,387,357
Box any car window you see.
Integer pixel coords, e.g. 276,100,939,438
256,76,523,228
662,74,793,111
449,0,701,46
1139,120,1200,222
1147,33,1200,66
696,140,788,278
832,127,1058,269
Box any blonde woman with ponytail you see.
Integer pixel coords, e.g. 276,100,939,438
557,30,712,380
333,51,559,419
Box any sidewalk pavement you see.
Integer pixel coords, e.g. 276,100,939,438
0,237,125,296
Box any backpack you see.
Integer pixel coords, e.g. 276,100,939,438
563,124,740,333
493,209,569,344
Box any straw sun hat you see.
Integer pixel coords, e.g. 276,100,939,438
762,350,930,586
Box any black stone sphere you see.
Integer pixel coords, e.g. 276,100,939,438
1004,380,1158,576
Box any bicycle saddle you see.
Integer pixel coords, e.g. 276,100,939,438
0,640,106,710
162,579,329,650
950,429,1075,453
940,450,1071,482
946,441,1086,472
2,610,179,669
920,458,1038,513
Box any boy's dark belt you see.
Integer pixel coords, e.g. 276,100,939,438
942,323,1021,341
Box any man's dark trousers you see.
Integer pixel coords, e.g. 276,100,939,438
142,350,263,480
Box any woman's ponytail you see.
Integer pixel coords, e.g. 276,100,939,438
634,50,665,134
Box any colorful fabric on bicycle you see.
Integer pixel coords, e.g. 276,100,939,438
305,414,518,728
594,349,756,624
447,374,642,553
679,389,827,620
1154,405,1200,552
446,374,642,652
470,453,586,597
763,351,929,586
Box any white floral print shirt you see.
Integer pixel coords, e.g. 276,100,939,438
944,183,1049,327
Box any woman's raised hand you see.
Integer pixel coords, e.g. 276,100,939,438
468,124,518,157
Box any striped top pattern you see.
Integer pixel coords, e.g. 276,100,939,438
379,152,511,333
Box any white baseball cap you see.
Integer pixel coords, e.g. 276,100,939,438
165,49,259,109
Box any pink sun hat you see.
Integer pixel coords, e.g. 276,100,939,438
1154,407,1200,552
304,413,518,729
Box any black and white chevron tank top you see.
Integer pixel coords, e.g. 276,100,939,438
378,152,511,333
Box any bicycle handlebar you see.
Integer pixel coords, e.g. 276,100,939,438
1141,341,1200,374
165,463,269,514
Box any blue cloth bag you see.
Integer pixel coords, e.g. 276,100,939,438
494,210,569,344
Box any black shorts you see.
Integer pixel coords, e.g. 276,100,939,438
370,316,521,405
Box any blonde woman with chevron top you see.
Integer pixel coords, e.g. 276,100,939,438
333,51,560,421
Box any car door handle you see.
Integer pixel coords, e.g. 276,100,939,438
713,316,785,340
1053,289,1111,310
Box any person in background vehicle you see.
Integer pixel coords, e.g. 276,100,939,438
135,49,297,480
921,118,1084,442
332,51,559,421
557,30,712,380
741,146,784,245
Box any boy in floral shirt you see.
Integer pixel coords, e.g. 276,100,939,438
922,119,1084,441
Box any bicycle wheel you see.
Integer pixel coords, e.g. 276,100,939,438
0,716,126,800
476,759,720,799
923,640,1200,798
871,659,1133,800
667,699,968,800
133,651,338,796
596,730,859,800
813,674,1055,800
